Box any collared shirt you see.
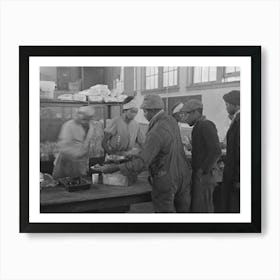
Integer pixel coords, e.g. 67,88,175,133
231,109,240,123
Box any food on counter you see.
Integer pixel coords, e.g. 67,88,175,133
40,173,58,189
59,177,91,192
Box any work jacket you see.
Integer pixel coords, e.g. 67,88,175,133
120,111,192,192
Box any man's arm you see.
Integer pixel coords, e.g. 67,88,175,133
119,131,162,175
200,121,222,173
102,132,113,154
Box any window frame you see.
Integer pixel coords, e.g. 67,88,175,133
187,66,240,90
142,66,180,94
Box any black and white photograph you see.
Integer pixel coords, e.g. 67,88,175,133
20,46,261,233
39,66,241,214
3,1,280,279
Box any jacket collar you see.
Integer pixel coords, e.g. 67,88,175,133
194,115,206,127
148,110,165,130
230,110,240,127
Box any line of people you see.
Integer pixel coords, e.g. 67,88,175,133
53,90,240,213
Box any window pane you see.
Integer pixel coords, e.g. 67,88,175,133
209,67,217,81
201,67,209,82
225,67,236,73
145,67,159,89
193,67,202,83
224,76,240,82
169,72,173,85
163,67,178,87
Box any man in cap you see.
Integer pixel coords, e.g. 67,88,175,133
222,90,240,212
181,99,221,212
98,94,192,213
171,102,192,153
52,105,96,179
171,102,184,123
102,96,145,157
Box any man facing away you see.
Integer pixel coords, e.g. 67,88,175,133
98,94,192,213
222,90,240,212
181,99,221,213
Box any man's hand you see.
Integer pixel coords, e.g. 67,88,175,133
94,164,119,174
103,164,119,174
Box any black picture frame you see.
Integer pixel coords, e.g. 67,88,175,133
20,46,261,233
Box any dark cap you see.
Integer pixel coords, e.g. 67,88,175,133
141,94,164,110
181,99,203,113
223,90,240,106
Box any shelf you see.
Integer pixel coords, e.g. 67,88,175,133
40,99,124,107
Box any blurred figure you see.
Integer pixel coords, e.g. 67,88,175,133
181,99,221,213
222,90,240,212
99,94,192,213
102,96,145,157
52,106,96,179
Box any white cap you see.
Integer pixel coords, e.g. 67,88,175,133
172,102,184,114
123,98,138,110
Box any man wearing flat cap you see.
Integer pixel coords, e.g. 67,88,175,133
181,99,221,213
222,90,240,212
98,94,192,213
52,106,96,179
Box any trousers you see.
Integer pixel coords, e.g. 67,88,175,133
149,173,191,213
191,171,217,213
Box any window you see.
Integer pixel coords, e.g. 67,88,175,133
222,66,240,82
163,66,178,87
190,66,240,87
193,67,217,83
114,67,124,92
145,67,159,90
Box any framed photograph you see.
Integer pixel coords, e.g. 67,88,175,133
20,46,261,233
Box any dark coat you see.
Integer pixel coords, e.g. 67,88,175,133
223,112,240,189
120,111,192,212
191,117,221,173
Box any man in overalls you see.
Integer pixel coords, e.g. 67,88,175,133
99,94,192,213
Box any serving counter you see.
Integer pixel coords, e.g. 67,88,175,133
40,176,151,213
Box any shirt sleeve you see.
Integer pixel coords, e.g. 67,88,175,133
119,130,162,175
200,121,222,173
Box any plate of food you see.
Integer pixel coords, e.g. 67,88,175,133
59,177,91,192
